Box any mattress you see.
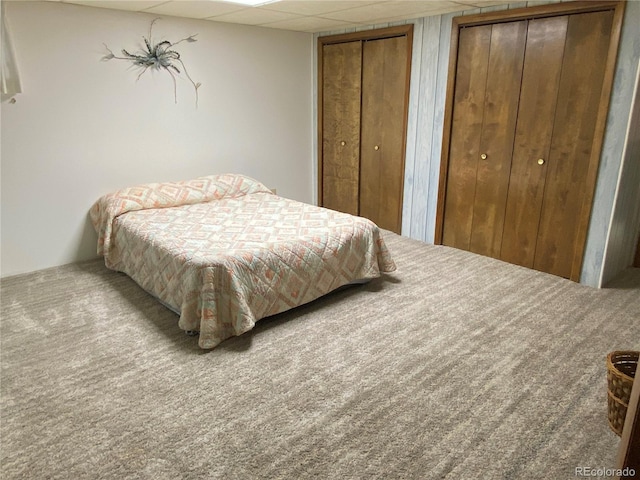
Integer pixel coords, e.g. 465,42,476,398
91,174,396,349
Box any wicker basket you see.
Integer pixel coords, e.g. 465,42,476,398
607,350,638,436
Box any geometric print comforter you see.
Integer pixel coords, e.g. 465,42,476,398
90,174,396,349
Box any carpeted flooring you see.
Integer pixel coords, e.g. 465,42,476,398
1,232,639,479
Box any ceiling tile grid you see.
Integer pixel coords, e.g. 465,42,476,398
49,0,515,32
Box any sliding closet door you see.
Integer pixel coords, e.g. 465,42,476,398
500,16,567,268
321,41,362,216
533,10,614,278
359,35,409,233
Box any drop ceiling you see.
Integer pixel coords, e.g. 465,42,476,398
41,0,514,32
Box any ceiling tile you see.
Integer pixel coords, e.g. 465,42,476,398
320,1,465,23
379,3,477,21
206,7,301,25
260,1,384,16
45,0,523,32
262,15,359,32
453,0,512,7
61,0,167,12
143,0,246,18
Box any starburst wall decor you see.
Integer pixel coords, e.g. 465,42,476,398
102,19,201,107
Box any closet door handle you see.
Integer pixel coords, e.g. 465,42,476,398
537,158,545,165
480,153,487,160
340,141,346,146
374,145,380,151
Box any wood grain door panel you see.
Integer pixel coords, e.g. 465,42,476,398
500,16,568,268
360,36,408,233
442,25,492,251
437,2,623,282
533,10,614,278
469,20,527,258
321,41,362,216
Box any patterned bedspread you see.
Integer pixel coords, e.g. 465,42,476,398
90,174,396,349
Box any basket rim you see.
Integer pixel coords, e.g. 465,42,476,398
607,350,638,383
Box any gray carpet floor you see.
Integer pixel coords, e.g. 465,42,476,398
1,232,639,479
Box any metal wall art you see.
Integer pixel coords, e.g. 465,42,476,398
103,19,201,107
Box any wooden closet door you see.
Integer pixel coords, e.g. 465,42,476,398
533,10,614,279
359,35,409,234
442,21,527,256
438,2,623,282
442,25,492,251
321,41,362,216
469,21,527,258
500,16,568,268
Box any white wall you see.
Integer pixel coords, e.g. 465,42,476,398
0,1,313,277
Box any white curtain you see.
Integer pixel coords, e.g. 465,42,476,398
1,2,22,97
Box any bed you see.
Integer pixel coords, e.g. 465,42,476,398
90,174,396,349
